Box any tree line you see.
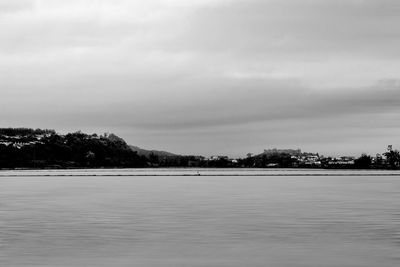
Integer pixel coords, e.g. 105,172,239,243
0,129,147,168
1,128,400,169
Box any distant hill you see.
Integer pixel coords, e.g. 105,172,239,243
258,148,302,157
129,145,178,158
0,128,148,169
129,146,207,167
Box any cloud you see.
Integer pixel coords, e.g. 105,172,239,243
0,0,34,14
1,0,400,156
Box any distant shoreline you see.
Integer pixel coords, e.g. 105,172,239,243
1,168,400,177
2,128,399,170
2,174,400,177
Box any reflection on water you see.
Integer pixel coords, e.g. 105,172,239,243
1,173,400,266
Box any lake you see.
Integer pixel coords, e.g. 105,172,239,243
1,169,399,266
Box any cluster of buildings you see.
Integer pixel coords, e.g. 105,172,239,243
292,154,322,167
254,148,386,168
292,155,357,168
205,155,237,163
186,149,374,168
324,156,356,167
0,133,50,149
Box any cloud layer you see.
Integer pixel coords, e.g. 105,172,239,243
1,0,400,156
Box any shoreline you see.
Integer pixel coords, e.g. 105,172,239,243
2,168,400,177
1,174,400,177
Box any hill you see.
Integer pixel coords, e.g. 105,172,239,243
129,145,178,158
0,128,147,169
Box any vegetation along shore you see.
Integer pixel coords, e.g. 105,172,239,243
1,128,399,170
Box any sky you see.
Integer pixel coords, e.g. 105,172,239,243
1,0,400,157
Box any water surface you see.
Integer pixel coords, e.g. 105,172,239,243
1,171,399,266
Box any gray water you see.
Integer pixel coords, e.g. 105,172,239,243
1,173,400,266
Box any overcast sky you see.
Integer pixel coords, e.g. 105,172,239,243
1,0,400,157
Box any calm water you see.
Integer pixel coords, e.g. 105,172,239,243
1,172,400,266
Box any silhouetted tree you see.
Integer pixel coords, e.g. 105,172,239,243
354,154,372,169
383,145,400,169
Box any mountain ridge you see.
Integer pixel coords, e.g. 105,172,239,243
129,145,178,158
